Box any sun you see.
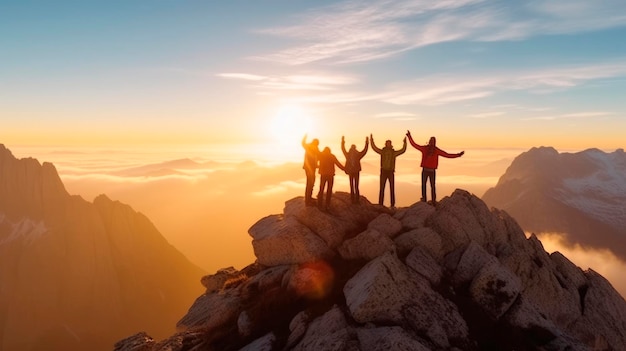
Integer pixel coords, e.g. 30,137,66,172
269,104,315,145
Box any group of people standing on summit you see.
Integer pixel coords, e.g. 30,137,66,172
302,131,464,211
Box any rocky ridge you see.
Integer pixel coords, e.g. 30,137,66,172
116,190,626,351
0,144,204,351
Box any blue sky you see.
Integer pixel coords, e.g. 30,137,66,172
2,0,626,152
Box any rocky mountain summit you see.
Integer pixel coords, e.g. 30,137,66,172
0,145,204,351
116,190,626,351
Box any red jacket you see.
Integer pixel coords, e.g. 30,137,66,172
409,139,460,169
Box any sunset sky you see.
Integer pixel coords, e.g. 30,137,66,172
2,1,626,298
3,0,626,159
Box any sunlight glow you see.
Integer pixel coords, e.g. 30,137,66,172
269,104,315,145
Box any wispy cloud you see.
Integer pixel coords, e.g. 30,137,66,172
227,61,626,106
217,72,358,91
374,111,419,119
258,74,358,91
216,73,267,81
254,0,626,65
522,111,613,121
467,111,505,119
382,61,626,105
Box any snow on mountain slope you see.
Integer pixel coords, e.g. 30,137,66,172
556,149,626,231
0,213,48,246
482,147,626,261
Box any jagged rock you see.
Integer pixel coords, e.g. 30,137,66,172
337,228,395,261
469,260,522,319
367,213,403,238
237,310,253,337
567,269,626,350
176,290,242,331
550,251,588,290
355,326,430,351
401,276,471,349
405,246,442,286
286,311,310,349
283,193,384,248
113,332,155,351
249,214,335,266
450,241,498,287
343,252,419,324
394,227,442,260
393,201,435,230
200,266,238,293
239,333,276,351
292,305,358,351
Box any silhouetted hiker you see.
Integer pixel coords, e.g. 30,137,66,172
370,134,407,209
317,147,346,211
406,130,464,206
302,134,320,206
341,136,369,204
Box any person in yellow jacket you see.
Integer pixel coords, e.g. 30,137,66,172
370,134,407,209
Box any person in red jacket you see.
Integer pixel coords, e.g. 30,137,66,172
406,130,464,205
317,146,346,211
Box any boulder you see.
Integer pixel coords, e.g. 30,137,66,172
367,213,403,238
292,305,358,351
338,228,395,261
356,326,431,351
249,214,334,266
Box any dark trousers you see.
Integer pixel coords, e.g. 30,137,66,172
379,169,395,206
318,175,334,208
421,168,436,202
348,172,360,202
304,168,316,201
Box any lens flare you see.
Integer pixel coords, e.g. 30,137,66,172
289,260,335,300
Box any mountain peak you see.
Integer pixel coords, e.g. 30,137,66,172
528,146,559,155
483,146,626,261
0,145,205,351
116,190,626,351
0,144,68,221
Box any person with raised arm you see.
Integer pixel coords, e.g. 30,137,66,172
301,134,320,206
405,130,464,206
370,134,407,209
341,136,369,204
316,146,346,212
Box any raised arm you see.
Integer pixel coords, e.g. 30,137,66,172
341,136,348,157
405,130,420,149
395,137,408,156
358,137,369,158
370,134,382,153
301,134,308,148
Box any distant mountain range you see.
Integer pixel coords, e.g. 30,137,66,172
0,144,205,351
483,146,626,260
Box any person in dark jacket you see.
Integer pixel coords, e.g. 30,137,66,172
406,130,464,205
341,136,369,204
302,134,320,206
317,147,346,211
370,134,407,209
